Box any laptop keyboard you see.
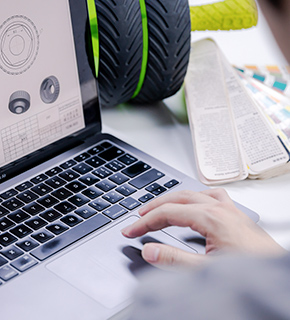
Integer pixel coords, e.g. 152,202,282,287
0,141,179,285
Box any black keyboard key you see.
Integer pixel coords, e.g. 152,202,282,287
0,256,8,267
0,265,18,281
0,206,9,218
92,167,112,179
145,183,161,192
95,180,116,192
100,142,112,149
75,206,97,219
32,230,54,243
16,190,38,204
72,163,93,175
115,184,137,196
0,189,18,200
1,246,23,260
0,218,15,232
31,183,53,196
51,188,73,201
105,160,125,172
85,156,105,168
118,154,137,165
60,159,77,169
66,181,86,193
59,169,80,182
60,215,82,227
89,198,110,211
74,152,90,162
2,197,24,211
40,209,62,222
54,201,76,214
99,146,124,161
45,176,66,189
10,225,33,238
16,181,33,192
25,217,47,230
37,195,59,208
0,233,17,247
129,169,165,189
79,173,100,186
145,183,167,195
31,214,111,261
103,205,128,220
109,172,129,185
82,187,103,200
17,238,39,252
152,186,167,196
46,223,69,235
11,255,38,272
68,194,90,207
45,167,63,177
31,174,48,185
119,197,141,210
122,161,151,178
138,193,154,203
87,145,104,155
8,210,30,224
164,179,179,188
102,191,124,204
23,202,45,216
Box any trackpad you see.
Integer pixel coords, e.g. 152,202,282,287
47,215,195,309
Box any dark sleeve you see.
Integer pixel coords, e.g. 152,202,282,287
130,254,290,320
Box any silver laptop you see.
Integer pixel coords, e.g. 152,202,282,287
0,0,259,319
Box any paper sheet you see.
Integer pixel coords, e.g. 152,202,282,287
185,39,244,183
185,39,289,185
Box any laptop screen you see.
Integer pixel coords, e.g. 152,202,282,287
0,0,101,183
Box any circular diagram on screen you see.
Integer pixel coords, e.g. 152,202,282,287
40,76,60,104
0,15,39,75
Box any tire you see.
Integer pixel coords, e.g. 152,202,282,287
132,0,191,104
96,0,143,107
190,0,258,31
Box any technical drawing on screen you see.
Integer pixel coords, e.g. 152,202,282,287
0,0,85,168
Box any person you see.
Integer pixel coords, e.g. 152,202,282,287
120,0,290,318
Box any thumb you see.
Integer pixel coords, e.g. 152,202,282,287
142,243,208,271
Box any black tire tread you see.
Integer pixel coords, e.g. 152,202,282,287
132,0,191,104
96,0,143,107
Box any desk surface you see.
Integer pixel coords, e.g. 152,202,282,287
102,6,290,251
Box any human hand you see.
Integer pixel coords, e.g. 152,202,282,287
121,189,286,270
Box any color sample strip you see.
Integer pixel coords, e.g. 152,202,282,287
235,65,290,96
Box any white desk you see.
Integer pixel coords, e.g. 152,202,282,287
102,6,290,251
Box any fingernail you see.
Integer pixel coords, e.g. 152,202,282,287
121,226,131,237
142,244,160,263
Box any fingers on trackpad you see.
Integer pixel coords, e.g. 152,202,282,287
46,215,195,309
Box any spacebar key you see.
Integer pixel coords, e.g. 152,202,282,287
31,214,111,261
129,169,165,189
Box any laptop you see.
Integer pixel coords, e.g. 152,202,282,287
0,0,259,319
